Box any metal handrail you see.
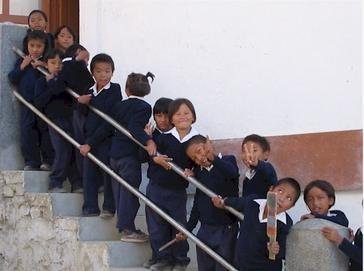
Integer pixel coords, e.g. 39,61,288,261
12,46,244,221
11,89,238,271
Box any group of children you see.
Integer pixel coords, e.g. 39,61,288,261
7,9,362,271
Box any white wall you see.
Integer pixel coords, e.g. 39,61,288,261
80,0,362,139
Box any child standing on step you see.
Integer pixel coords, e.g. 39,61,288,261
147,98,199,271
78,53,122,217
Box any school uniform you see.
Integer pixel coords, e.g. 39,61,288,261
23,30,54,57
60,57,94,184
82,82,122,215
242,160,277,198
339,228,362,271
8,58,53,168
34,75,80,189
146,127,199,266
186,154,239,271
312,210,349,227
224,195,293,271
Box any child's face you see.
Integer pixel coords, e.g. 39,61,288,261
305,186,333,215
46,55,62,76
186,142,210,167
56,28,74,51
171,103,194,130
92,62,113,90
154,112,172,132
241,140,269,167
271,183,297,214
27,39,45,59
29,12,47,31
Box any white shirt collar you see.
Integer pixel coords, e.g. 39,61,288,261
90,82,111,96
201,153,222,171
126,95,145,101
254,199,287,225
62,57,72,63
165,126,199,143
245,169,256,180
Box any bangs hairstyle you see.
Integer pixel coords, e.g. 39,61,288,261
304,180,336,208
44,48,64,62
274,177,301,204
90,53,115,73
23,30,47,56
168,98,196,124
153,97,173,115
54,25,77,43
242,134,270,152
64,44,87,58
28,9,48,24
126,72,154,97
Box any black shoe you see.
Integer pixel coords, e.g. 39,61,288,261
82,210,100,217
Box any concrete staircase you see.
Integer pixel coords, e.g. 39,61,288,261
0,166,198,270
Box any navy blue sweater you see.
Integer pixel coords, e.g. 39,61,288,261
242,160,277,198
225,195,293,271
186,155,239,231
339,228,362,271
313,210,349,227
91,97,152,159
8,58,43,102
34,76,73,119
148,133,194,190
84,83,122,148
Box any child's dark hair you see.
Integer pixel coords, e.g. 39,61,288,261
126,72,154,97
44,48,64,62
64,44,87,58
23,30,47,56
186,135,207,151
153,97,173,115
304,180,336,208
168,98,196,123
274,177,301,204
242,134,270,152
28,9,48,25
90,53,115,73
54,25,77,43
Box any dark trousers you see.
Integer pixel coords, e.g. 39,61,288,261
196,223,238,271
82,141,115,214
110,156,141,231
145,183,190,265
72,109,85,185
48,117,81,188
20,105,53,167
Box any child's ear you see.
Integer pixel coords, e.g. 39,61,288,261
329,197,334,207
263,150,270,160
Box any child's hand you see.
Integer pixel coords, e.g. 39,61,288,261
79,144,91,157
20,56,32,70
75,50,90,64
204,136,215,162
153,154,173,170
78,94,92,105
212,196,225,208
175,232,187,241
144,122,155,136
300,213,315,221
242,143,259,167
267,241,280,256
184,168,194,177
31,59,45,69
146,139,157,156
46,73,55,82
321,226,344,246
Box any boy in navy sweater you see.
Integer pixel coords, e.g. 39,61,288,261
8,30,54,171
34,48,81,192
213,177,301,271
241,134,277,198
78,53,122,217
176,135,239,271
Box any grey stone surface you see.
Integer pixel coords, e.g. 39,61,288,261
286,218,350,271
0,23,27,170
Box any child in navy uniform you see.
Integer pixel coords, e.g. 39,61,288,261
176,135,239,271
147,98,199,271
300,179,348,227
54,25,76,53
8,30,54,171
241,134,277,198
213,177,301,271
34,48,81,192
78,53,122,217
